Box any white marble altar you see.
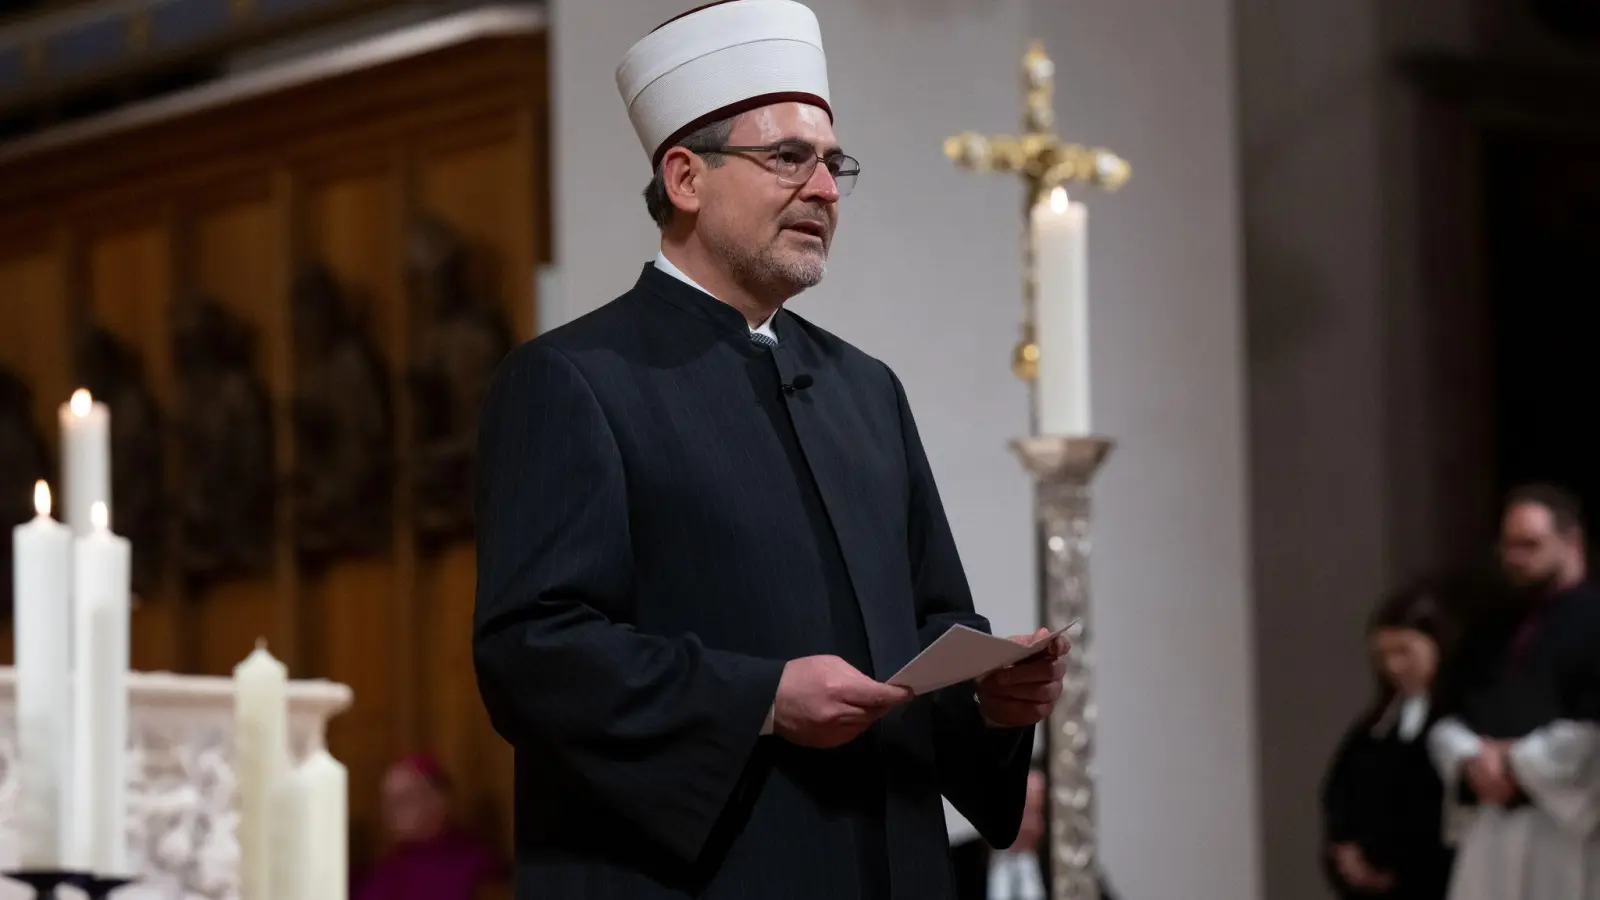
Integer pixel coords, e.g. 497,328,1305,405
0,667,351,900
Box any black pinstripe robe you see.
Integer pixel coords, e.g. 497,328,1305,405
473,264,1034,900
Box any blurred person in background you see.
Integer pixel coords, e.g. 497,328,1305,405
1320,580,1458,900
1429,484,1600,900
950,760,1119,900
353,754,507,900
984,768,1048,900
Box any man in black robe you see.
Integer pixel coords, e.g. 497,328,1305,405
471,3,1064,899
1429,484,1600,899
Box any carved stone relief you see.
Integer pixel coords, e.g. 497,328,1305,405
405,215,512,550
289,264,395,568
170,295,276,586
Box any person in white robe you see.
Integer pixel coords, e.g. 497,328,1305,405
1428,485,1600,900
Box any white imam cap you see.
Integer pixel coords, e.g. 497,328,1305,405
616,0,833,170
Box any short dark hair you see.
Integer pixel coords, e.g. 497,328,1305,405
1368,580,1454,641
1506,482,1584,535
643,115,738,229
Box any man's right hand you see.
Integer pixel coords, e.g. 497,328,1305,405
773,655,914,749
1466,743,1516,805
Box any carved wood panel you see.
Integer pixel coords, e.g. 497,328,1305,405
413,125,531,847
82,218,186,674
186,187,288,681
0,30,548,874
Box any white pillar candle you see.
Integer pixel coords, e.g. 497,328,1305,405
234,640,289,900
12,481,74,868
58,389,111,538
69,501,130,875
271,740,349,900
1032,187,1092,436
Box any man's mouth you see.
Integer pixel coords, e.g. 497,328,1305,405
784,220,828,240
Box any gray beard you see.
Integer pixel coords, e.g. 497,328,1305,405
708,232,827,299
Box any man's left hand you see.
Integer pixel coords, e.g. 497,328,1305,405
1467,741,1521,806
976,628,1069,727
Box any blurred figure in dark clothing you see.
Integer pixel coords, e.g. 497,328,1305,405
950,764,1120,900
1321,580,1458,900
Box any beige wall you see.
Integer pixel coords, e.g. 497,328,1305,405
1237,0,1474,897
1027,1,1259,898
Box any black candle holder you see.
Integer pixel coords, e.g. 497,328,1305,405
2,870,83,899
69,873,137,899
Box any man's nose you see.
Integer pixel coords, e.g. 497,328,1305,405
802,163,841,204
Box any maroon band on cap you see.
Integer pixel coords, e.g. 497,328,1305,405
650,91,833,170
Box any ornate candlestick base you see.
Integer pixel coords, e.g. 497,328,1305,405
70,874,137,899
1010,435,1113,900
2,870,83,899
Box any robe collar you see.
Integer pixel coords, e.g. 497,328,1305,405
635,260,786,345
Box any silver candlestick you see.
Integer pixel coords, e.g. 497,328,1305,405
1011,435,1113,900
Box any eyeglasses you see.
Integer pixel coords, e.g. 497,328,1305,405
707,140,860,197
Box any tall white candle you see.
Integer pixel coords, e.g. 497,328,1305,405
271,740,349,900
12,481,74,868
69,501,130,874
1032,187,1092,436
235,640,289,900
58,388,111,538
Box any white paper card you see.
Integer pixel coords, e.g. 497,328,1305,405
887,620,1078,696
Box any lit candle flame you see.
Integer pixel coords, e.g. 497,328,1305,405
33,480,50,518
70,388,93,417
1050,186,1070,214
91,501,109,532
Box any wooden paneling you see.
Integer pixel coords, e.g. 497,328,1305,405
412,120,526,849
421,122,525,313
301,159,405,857
83,220,185,673
0,30,548,872
0,242,73,432
86,224,171,382
188,189,287,678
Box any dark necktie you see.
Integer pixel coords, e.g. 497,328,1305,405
749,331,777,349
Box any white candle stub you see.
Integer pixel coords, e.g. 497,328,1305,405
13,479,74,868
69,501,131,874
272,744,350,900
59,389,111,538
236,640,290,900
1032,186,1091,436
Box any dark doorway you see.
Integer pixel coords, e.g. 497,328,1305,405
1483,129,1600,523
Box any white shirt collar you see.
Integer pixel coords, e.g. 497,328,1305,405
653,251,779,343
1398,694,1428,743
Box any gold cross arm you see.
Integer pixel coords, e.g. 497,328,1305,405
943,41,1130,206
944,132,1130,203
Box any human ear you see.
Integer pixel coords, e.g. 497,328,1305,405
660,147,704,217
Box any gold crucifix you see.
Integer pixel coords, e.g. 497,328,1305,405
945,42,1130,387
